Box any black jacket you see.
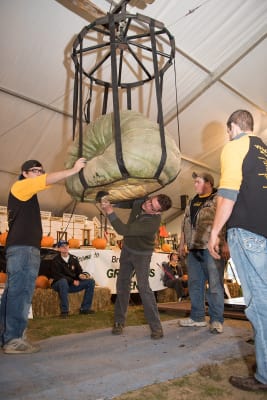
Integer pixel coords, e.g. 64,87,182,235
50,253,87,285
162,262,185,286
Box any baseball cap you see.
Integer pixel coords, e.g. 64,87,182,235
192,171,214,186
21,160,42,172
57,240,69,247
19,160,43,180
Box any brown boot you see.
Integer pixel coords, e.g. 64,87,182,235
229,376,267,391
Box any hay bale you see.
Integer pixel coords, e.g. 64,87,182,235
226,282,242,298
32,286,111,318
32,288,60,317
157,287,178,303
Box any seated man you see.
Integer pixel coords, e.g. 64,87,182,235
162,252,188,301
50,240,95,317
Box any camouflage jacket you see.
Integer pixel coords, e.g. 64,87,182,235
182,189,225,250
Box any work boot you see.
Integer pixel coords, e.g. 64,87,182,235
79,309,95,315
229,376,267,391
60,312,69,319
151,329,164,340
112,323,124,335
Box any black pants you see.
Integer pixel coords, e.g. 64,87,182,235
164,278,184,298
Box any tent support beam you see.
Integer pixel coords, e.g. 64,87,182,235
164,26,267,125
0,85,74,120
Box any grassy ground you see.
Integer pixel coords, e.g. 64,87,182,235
113,354,265,400
26,306,264,400
27,304,177,341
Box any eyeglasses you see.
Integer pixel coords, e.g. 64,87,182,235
147,198,161,213
26,168,45,174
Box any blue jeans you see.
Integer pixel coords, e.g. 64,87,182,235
51,278,95,313
114,246,162,332
228,228,267,384
187,249,225,323
0,246,40,345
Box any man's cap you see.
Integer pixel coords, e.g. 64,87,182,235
57,240,69,247
21,160,42,172
192,171,214,186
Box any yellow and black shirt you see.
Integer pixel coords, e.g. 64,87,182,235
6,174,49,249
219,134,267,238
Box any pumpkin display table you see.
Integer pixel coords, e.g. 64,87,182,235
81,229,91,246
56,231,67,243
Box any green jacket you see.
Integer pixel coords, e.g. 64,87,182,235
108,199,161,254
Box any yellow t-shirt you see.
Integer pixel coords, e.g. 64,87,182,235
11,174,49,201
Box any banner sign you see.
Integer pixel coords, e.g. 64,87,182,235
70,249,169,294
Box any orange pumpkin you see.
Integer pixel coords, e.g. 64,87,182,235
161,243,171,253
68,238,80,249
41,233,54,247
0,271,7,284
159,225,168,238
35,275,50,289
92,237,107,250
0,231,8,246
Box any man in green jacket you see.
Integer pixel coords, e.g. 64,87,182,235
100,194,172,339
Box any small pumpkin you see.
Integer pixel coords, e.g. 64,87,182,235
92,237,107,250
0,231,8,246
41,233,54,248
161,243,171,253
35,275,50,289
68,237,80,249
159,225,168,238
0,271,7,284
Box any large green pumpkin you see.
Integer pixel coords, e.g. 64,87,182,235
65,110,181,203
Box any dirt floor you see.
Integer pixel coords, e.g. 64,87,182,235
1,317,261,400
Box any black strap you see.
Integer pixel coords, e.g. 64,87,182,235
109,13,129,178
150,21,167,179
78,34,83,158
84,78,93,123
72,51,78,141
102,85,109,115
163,266,175,281
127,87,132,110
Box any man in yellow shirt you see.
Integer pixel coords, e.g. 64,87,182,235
209,109,267,392
0,157,86,354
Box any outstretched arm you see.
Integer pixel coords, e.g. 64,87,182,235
46,158,87,185
208,196,235,259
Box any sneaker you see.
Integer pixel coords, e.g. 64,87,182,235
151,329,164,340
112,322,124,335
229,376,267,391
79,309,95,315
3,338,40,354
179,317,207,327
210,321,223,334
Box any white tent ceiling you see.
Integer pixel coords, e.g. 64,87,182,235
1,0,267,225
